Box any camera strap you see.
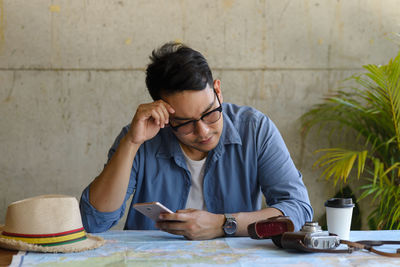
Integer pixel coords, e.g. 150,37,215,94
341,239,400,257
295,239,400,257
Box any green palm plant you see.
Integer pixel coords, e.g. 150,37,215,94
300,51,400,230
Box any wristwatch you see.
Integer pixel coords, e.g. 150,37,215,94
223,214,237,236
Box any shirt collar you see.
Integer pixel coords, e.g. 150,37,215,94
220,110,242,146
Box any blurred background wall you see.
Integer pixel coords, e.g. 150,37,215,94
1,0,399,229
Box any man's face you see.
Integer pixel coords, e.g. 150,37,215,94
163,81,223,159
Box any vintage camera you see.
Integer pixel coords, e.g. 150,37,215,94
279,222,340,251
248,216,340,252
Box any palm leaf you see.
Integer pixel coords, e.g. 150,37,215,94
313,148,368,185
300,50,400,229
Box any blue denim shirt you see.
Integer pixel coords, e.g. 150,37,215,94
80,103,313,232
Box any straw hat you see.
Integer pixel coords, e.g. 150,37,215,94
0,195,105,253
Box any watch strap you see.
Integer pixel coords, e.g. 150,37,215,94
225,213,234,220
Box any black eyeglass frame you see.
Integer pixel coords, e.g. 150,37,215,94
169,88,222,134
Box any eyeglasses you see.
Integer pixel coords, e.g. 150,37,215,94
170,89,222,135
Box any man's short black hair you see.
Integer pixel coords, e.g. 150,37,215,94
145,42,214,100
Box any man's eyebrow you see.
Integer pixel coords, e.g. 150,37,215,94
172,99,215,121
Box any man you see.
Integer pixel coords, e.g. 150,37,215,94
80,42,313,240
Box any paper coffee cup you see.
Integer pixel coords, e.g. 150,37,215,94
325,198,354,240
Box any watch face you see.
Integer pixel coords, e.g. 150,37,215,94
224,219,237,235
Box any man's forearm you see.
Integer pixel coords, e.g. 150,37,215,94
233,207,283,236
89,136,140,212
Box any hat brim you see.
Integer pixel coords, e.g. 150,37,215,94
0,233,105,253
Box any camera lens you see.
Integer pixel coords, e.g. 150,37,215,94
301,222,322,233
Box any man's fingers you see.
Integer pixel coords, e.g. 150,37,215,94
137,101,174,123
162,101,175,115
128,99,176,145
159,211,192,221
156,102,172,124
150,101,175,127
175,209,195,214
151,109,165,127
156,220,200,240
153,102,166,126
157,210,221,240
150,107,168,127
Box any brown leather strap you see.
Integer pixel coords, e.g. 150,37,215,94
341,240,400,258
293,239,400,257
355,240,400,246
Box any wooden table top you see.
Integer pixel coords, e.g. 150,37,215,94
0,248,17,267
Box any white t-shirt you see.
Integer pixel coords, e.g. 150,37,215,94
181,148,207,210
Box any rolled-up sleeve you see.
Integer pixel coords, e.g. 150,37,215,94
79,185,126,233
79,125,136,233
257,116,313,230
266,171,314,231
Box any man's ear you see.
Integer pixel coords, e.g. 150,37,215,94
213,79,223,103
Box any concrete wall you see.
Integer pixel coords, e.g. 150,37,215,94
1,0,399,229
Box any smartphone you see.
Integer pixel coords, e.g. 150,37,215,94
133,202,173,221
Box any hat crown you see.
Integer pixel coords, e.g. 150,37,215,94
4,195,83,235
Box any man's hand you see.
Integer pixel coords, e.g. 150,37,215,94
155,209,225,240
126,100,175,145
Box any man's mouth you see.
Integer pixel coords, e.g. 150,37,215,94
198,136,212,144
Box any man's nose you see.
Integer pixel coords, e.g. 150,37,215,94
193,120,209,136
